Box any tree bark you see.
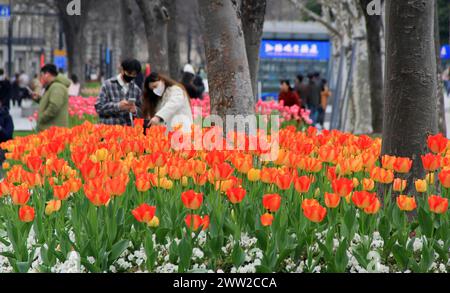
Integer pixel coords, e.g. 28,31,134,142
120,0,136,60
56,0,91,85
434,0,447,136
135,0,170,74
359,0,384,134
165,0,181,79
198,0,255,119
241,0,267,100
382,0,438,192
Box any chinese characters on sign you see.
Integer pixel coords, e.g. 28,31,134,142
260,40,331,60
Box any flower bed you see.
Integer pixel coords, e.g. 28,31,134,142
191,95,312,127
29,96,98,127
0,124,449,273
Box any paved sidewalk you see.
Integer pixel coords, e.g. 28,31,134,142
10,100,36,132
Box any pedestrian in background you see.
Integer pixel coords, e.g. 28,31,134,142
35,64,70,131
68,74,81,97
95,58,142,126
294,74,308,108
142,72,193,133
278,80,301,108
0,69,11,110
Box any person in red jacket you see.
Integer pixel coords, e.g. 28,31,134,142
278,80,302,108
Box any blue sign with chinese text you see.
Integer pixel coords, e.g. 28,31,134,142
260,40,331,60
0,4,10,18
441,45,450,60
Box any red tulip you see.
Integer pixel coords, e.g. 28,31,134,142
181,190,203,210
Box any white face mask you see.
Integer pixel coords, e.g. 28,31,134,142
153,81,166,97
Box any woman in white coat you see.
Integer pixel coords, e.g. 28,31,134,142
142,72,193,133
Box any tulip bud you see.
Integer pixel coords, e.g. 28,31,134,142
181,176,189,187
415,179,427,193
426,172,435,184
314,188,321,198
148,216,160,228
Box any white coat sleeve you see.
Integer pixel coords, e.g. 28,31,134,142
155,87,185,123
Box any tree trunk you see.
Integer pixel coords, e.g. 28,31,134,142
360,0,384,134
120,0,136,60
198,0,255,119
165,0,181,79
56,0,91,86
435,0,447,136
346,39,372,135
382,0,438,192
241,0,267,100
135,0,170,73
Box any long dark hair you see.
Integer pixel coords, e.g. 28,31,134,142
142,72,188,118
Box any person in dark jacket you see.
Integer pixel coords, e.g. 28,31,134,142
0,100,14,165
306,72,322,124
294,74,309,109
0,69,11,110
278,80,301,108
181,64,205,99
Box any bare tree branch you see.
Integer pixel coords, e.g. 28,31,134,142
288,0,342,39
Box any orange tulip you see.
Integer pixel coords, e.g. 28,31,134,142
428,195,448,214
301,198,320,209
381,155,396,170
352,191,377,209
10,185,30,205
302,200,327,223
45,200,62,215
262,193,281,212
26,155,42,173
212,162,234,181
105,175,129,196
80,160,101,180
362,178,375,191
393,178,407,192
326,166,337,181
247,168,261,181
275,172,293,190
67,178,82,193
181,190,203,210
261,167,276,184
393,157,412,174
193,173,208,186
19,205,35,222
438,169,450,188
318,145,339,164
324,192,340,208
53,182,71,200
260,213,274,226
135,173,155,192
421,153,441,172
415,179,427,193
226,187,246,204
427,133,447,154
294,176,311,193
370,167,394,184
132,203,156,225
396,195,417,211
0,181,11,197
185,214,209,231
85,188,110,206
364,197,381,215
331,178,354,197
